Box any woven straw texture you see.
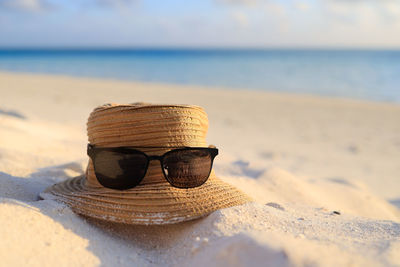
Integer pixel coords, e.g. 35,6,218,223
42,103,251,225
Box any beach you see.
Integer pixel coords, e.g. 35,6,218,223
1,71,399,266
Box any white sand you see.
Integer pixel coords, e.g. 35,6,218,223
0,72,399,266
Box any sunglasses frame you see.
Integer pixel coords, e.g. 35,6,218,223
87,144,219,190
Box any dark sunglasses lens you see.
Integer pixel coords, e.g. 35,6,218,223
93,151,148,190
162,149,213,188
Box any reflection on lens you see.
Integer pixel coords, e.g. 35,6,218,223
163,149,212,188
94,151,148,189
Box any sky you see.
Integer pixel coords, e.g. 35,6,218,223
0,0,400,48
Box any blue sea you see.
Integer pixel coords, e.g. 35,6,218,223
0,49,399,102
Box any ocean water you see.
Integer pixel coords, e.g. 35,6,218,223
0,49,399,102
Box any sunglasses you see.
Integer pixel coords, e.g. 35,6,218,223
87,144,218,190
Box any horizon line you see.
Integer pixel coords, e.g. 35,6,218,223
1,46,400,51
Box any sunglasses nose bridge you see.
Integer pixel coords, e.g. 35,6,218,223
148,155,162,162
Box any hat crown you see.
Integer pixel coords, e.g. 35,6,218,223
85,103,210,188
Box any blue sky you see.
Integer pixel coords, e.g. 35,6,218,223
1,0,400,48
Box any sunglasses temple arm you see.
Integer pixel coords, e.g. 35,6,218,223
87,144,94,156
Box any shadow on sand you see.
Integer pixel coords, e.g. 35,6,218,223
0,164,214,266
0,108,26,119
390,199,400,210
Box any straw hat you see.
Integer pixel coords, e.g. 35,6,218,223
41,103,251,225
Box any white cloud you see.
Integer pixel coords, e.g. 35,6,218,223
263,2,285,15
95,0,137,7
383,1,400,16
217,0,259,6
0,0,138,11
231,11,249,26
0,0,49,11
323,0,400,25
219,0,400,18
294,1,310,11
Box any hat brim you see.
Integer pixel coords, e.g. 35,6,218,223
40,174,251,225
